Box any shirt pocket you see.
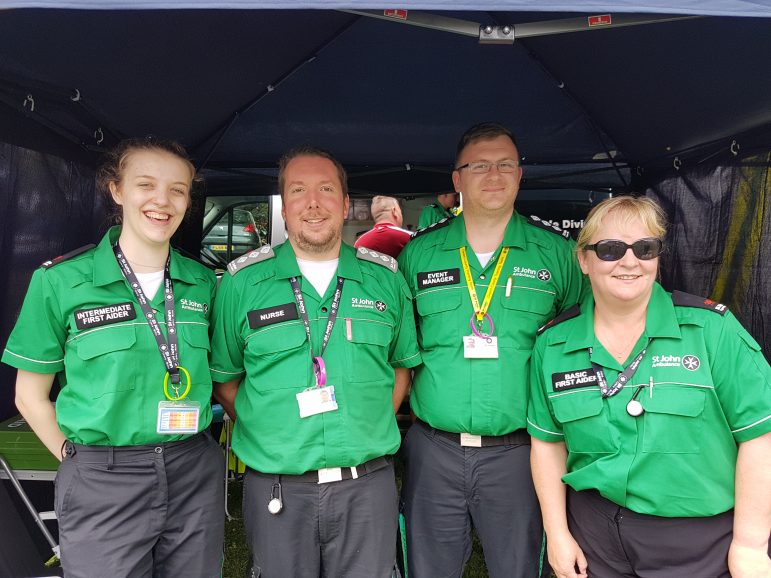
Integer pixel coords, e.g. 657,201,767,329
551,393,617,454
178,323,211,389
344,318,393,383
75,326,137,398
245,322,309,392
501,287,556,343
642,387,705,454
416,289,462,349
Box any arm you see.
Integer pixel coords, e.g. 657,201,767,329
531,438,587,578
14,370,66,461
213,379,240,421
392,367,410,414
729,432,771,578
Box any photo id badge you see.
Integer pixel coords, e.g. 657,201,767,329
463,335,499,358
157,400,200,434
296,386,339,418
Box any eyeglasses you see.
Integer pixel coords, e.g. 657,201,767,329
454,160,520,174
584,238,663,261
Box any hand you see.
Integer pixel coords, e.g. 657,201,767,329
728,540,771,578
547,532,588,578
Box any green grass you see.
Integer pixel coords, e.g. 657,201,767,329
222,477,491,578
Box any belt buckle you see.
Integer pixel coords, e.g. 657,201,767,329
460,433,482,447
317,467,343,484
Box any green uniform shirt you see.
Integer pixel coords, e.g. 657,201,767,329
418,203,453,229
2,226,217,446
398,212,586,436
209,242,421,474
527,283,771,517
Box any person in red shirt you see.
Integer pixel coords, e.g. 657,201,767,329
354,195,412,258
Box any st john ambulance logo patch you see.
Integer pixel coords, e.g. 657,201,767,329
682,355,701,371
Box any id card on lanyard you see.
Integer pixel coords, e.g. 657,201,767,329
113,244,200,434
290,276,344,418
459,246,509,359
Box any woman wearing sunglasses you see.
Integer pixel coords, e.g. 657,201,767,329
527,195,770,578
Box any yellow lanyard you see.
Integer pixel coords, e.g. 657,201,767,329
459,246,509,325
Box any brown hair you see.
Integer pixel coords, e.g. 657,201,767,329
277,146,348,199
455,122,520,165
97,137,199,221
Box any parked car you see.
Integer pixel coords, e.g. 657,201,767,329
202,207,262,266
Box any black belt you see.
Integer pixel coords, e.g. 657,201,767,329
417,419,530,447
251,455,392,484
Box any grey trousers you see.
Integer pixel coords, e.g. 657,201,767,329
55,432,225,578
402,420,545,578
243,460,398,577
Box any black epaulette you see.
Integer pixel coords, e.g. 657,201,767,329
40,244,96,269
671,290,728,316
411,216,453,240
356,246,398,273
227,245,275,276
537,304,581,335
527,215,571,240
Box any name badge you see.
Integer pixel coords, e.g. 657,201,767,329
157,400,200,434
296,386,339,418
460,433,482,447
463,335,499,358
74,302,136,330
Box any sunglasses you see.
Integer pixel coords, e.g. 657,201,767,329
584,238,663,261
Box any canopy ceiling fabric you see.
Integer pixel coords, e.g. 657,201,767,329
3,1,771,17
0,4,770,195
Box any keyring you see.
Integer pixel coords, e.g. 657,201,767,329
469,313,495,342
313,356,327,387
163,366,192,401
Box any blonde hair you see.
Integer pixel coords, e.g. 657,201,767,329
576,195,667,253
370,195,400,222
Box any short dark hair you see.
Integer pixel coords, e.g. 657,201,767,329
96,136,199,223
455,122,520,165
277,146,348,199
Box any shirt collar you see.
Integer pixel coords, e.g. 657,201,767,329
442,212,527,251
92,225,198,287
563,282,681,353
274,241,363,283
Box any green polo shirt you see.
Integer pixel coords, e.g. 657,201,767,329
418,203,452,229
527,283,771,517
398,212,586,436
2,226,216,446
209,241,421,474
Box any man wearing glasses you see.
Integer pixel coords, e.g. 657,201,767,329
398,122,586,577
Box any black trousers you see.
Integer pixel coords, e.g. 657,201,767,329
567,487,733,578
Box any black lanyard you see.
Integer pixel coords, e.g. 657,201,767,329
113,244,180,385
589,338,652,398
289,276,345,378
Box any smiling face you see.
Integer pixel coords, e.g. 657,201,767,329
281,154,349,260
577,209,659,310
109,148,192,252
452,135,522,218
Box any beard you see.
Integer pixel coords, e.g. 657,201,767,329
292,225,342,257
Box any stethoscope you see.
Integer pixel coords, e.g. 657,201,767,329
625,377,653,417
268,481,283,515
